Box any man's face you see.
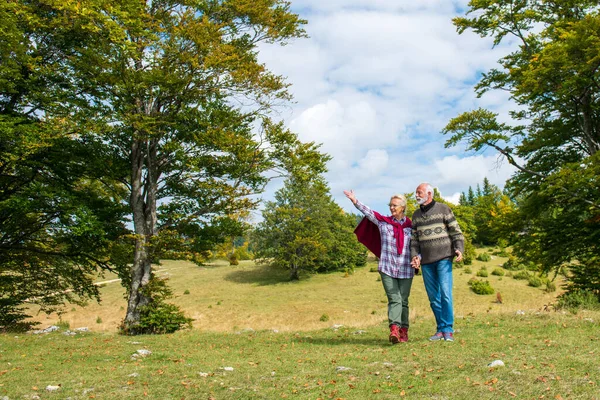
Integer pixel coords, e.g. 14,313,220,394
415,185,429,205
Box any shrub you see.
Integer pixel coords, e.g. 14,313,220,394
56,319,70,330
526,262,540,272
555,289,600,313
545,281,557,292
491,268,505,276
513,270,530,280
476,253,491,262
319,314,329,322
476,268,489,277
502,255,520,270
96,317,103,324
369,267,378,273
120,276,193,335
497,239,509,248
464,267,472,274
228,253,239,266
527,275,543,288
468,278,495,295
183,289,190,295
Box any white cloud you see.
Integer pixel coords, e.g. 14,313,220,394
253,0,521,217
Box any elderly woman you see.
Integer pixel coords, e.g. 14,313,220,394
344,190,415,344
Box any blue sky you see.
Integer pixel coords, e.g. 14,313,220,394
255,0,519,217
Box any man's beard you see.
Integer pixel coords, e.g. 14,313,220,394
416,196,427,205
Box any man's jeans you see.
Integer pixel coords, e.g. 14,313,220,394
421,258,454,333
379,272,413,328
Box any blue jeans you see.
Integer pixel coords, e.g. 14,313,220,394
421,258,454,333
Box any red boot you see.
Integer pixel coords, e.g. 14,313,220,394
389,325,401,344
399,327,408,342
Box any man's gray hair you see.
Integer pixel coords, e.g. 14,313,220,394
425,183,434,196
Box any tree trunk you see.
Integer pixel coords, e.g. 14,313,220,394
123,137,158,332
289,264,299,280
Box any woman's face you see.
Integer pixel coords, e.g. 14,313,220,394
389,199,405,219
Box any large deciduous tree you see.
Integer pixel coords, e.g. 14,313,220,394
56,0,319,332
0,0,129,330
443,0,600,297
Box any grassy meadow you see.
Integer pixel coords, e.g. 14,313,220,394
1,249,599,399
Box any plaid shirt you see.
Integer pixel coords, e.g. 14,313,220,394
355,200,414,279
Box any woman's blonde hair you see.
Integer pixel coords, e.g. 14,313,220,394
389,194,407,211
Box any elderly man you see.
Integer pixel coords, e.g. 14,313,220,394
410,183,464,342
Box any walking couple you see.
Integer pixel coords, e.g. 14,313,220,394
344,183,464,343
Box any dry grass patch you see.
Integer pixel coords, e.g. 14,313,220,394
28,255,566,333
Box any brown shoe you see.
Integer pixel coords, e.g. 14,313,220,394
399,327,408,342
389,325,401,344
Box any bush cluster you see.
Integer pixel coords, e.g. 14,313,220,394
491,267,505,276
555,289,600,313
120,276,192,335
476,267,489,277
468,278,495,295
476,252,491,262
512,270,530,280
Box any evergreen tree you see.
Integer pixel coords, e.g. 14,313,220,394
254,177,366,280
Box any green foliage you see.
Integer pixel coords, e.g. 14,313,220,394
556,290,600,313
468,278,495,295
503,255,524,271
183,290,190,295
0,297,38,332
319,314,329,322
446,0,600,297
254,176,366,280
464,267,472,274
476,252,491,262
545,281,557,293
491,268,505,277
527,275,543,288
96,317,103,324
476,268,489,277
120,276,192,335
513,271,530,280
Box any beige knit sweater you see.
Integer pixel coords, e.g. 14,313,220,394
410,202,465,264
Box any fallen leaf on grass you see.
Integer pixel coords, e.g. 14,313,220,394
508,391,517,397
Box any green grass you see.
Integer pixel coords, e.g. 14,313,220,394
1,313,599,399
5,253,598,398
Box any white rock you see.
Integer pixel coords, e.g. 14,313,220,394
199,372,209,377
136,349,152,356
584,318,594,323
271,371,276,376
82,388,94,395
128,373,139,377
75,327,89,332
352,330,367,335
331,324,344,329
63,331,76,336
336,366,352,371
516,310,525,315
382,362,394,367
488,360,505,368
46,385,61,391
44,326,60,332
222,367,234,372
